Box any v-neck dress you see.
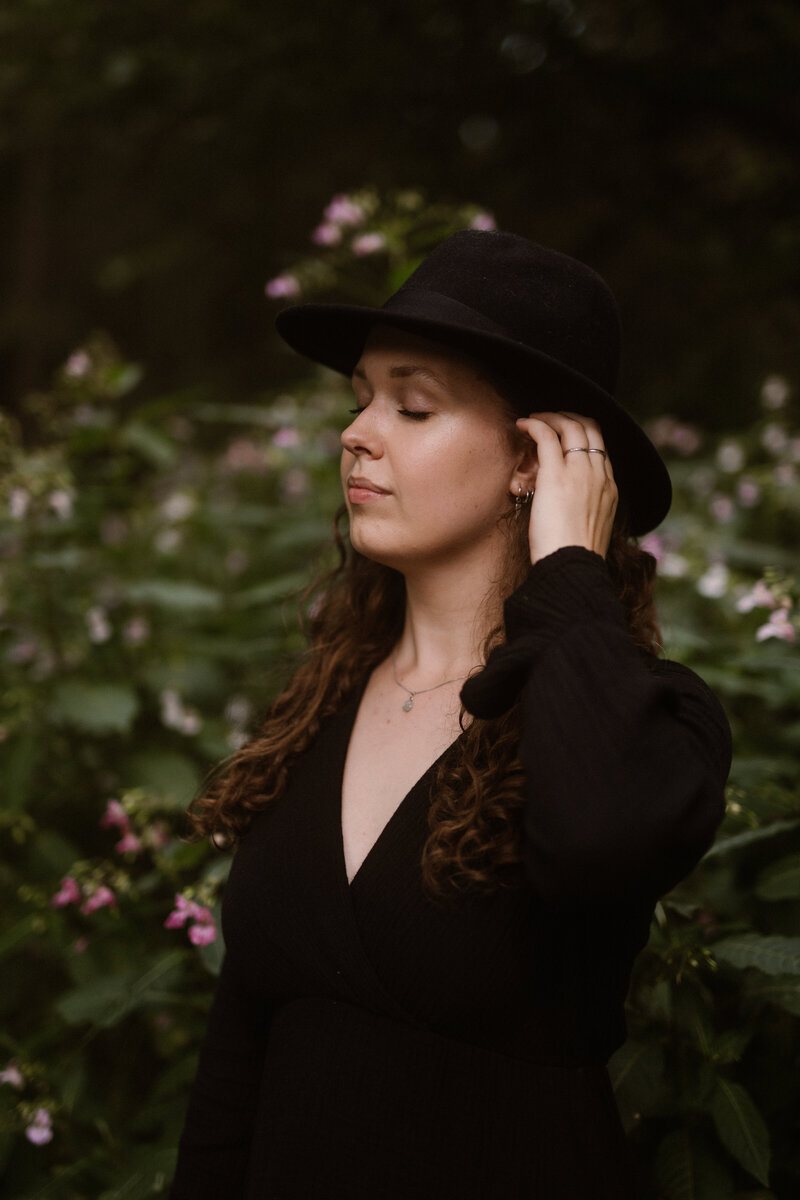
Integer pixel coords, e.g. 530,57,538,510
170,548,731,1200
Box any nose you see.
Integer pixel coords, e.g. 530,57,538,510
341,407,382,458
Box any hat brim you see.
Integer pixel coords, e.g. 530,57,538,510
275,301,671,536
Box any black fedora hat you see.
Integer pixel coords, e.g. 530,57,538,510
275,229,671,535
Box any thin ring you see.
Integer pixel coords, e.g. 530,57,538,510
564,446,607,459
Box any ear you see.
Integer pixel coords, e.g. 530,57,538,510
509,436,538,498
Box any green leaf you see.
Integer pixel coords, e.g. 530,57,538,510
49,680,139,734
703,820,800,861
56,951,185,1028
121,749,200,809
232,571,308,609
120,420,176,467
709,1078,771,1186
98,1148,177,1199
741,974,800,1017
713,934,800,977
123,579,222,612
654,1127,734,1200
0,731,41,811
608,1039,665,1132
0,913,39,959
754,853,800,901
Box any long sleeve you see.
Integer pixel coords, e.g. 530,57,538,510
462,546,731,907
170,955,271,1198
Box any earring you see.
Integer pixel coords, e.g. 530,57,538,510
513,482,532,516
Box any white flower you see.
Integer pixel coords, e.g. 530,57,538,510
736,580,779,613
755,609,796,643
762,423,788,455
351,232,387,256
468,211,497,231
154,528,181,554
265,273,301,299
122,616,150,645
697,562,729,598
9,488,30,519
160,689,202,735
710,495,735,523
736,478,761,508
160,491,196,522
660,553,690,579
760,374,789,409
323,194,366,226
716,440,745,473
86,606,112,644
64,350,91,378
48,489,74,519
25,1107,53,1146
0,1061,24,1089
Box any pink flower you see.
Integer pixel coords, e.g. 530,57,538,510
115,830,142,855
101,799,128,830
737,580,779,613
265,273,301,299
710,494,735,523
272,427,301,449
165,893,217,945
164,893,196,928
25,1108,53,1146
80,886,116,915
469,211,497,231
188,919,217,946
638,533,664,564
64,350,91,378
51,876,81,908
311,222,342,246
756,609,796,643
736,478,761,508
351,232,387,256
323,194,365,226
0,1061,24,1089
223,437,268,473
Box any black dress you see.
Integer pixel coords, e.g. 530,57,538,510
170,548,731,1199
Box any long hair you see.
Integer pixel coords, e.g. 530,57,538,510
189,494,660,894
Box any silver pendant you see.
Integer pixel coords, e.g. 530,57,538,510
402,696,414,712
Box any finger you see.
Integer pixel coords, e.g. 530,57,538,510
515,415,572,470
559,411,605,451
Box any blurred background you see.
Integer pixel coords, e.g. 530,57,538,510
1,2,799,1198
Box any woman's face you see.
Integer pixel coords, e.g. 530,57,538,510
340,326,522,573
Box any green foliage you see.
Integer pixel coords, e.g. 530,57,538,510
1,193,799,1198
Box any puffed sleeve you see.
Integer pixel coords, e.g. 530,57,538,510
170,955,271,1198
461,546,731,907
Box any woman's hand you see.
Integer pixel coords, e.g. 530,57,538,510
515,411,618,565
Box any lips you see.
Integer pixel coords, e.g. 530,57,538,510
346,476,390,503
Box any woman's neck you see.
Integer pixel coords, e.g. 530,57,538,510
394,554,504,684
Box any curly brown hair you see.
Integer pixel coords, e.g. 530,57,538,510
189,496,660,894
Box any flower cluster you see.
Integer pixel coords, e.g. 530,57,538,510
51,875,116,915
264,189,496,304
1,1062,54,1145
736,578,797,644
164,892,217,946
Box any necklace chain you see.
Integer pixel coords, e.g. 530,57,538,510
391,653,470,712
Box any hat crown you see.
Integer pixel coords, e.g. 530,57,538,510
388,230,621,396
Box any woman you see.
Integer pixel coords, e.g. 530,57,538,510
170,231,731,1199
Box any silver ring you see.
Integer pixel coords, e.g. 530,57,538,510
564,446,607,459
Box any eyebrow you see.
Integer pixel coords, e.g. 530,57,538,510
351,364,446,386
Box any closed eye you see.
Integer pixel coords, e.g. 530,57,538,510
398,409,429,421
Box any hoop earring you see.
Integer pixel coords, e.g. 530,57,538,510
514,484,533,517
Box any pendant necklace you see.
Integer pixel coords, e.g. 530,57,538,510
391,653,470,712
